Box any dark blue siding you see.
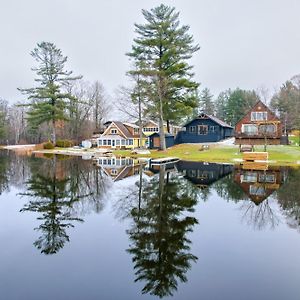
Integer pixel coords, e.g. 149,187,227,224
149,133,175,149
175,119,234,144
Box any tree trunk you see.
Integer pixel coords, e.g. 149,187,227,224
158,79,166,151
138,93,143,149
52,119,56,145
166,120,170,133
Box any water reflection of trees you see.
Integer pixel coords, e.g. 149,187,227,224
276,168,300,230
213,171,281,230
126,166,198,298
0,151,9,194
20,155,109,254
239,199,280,230
213,173,248,202
0,150,31,194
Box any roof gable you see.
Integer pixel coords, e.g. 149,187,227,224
236,100,280,126
102,121,133,138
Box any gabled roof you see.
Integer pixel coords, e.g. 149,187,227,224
102,121,133,139
235,100,280,125
184,113,233,128
123,122,139,129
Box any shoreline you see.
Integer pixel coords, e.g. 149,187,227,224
2,144,300,167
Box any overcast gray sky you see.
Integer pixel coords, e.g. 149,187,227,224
1,0,300,104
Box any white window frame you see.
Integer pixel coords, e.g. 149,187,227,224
251,111,268,121
242,124,258,134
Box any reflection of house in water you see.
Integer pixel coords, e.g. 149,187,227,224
234,164,288,205
176,161,233,188
96,156,144,181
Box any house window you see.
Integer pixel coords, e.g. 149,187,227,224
111,169,118,175
190,126,196,133
251,111,268,121
198,125,208,135
258,174,276,183
134,128,139,134
128,139,133,145
103,140,107,146
241,172,257,183
98,140,102,146
111,129,117,134
249,185,265,196
116,140,120,146
258,124,276,134
210,126,216,133
121,139,126,146
107,140,111,146
242,124,258,135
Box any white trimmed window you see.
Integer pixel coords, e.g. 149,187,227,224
111,129,117,134
250,185,265,196
198,125,208,135
242,124,258,134
258,124,276,134
251,111,268,121
241,172,257,183
190,126,196,133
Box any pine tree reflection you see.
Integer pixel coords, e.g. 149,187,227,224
20,155,108,254
127,165,198,298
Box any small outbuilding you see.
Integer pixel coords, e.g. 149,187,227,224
148,133,175,149
175,113,234,144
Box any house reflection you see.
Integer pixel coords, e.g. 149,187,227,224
96,156,145,181
234,163,288,205
176,161,234,189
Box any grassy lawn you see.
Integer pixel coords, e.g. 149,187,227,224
114,143,300,166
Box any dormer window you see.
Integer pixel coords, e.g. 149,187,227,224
251,111,267,121
111,129,117,134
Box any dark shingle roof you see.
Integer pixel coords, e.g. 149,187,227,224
184,113,233,128
112,121,133,138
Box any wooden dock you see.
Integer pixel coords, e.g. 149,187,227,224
149,157,180,165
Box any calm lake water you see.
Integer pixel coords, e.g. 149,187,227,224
1,150,300,300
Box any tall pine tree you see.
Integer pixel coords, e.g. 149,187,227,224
127,4,199,150
198,88,215,115
19,42,81,144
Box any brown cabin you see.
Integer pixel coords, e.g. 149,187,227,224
235,100,282,145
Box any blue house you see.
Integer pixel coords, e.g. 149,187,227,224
175,113,234,144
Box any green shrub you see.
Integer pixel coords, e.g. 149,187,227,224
43,141,55,149
56,139,74,148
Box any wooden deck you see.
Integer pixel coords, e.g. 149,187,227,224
242,152,268,162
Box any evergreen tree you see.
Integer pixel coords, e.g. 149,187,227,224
127,4,199,149
271,79,300,141
225,88,259,125
198,87,214,115
215,91,230,121
19,42,81,144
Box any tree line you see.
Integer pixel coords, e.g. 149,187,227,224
0,4,299,147
0,42,110,145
